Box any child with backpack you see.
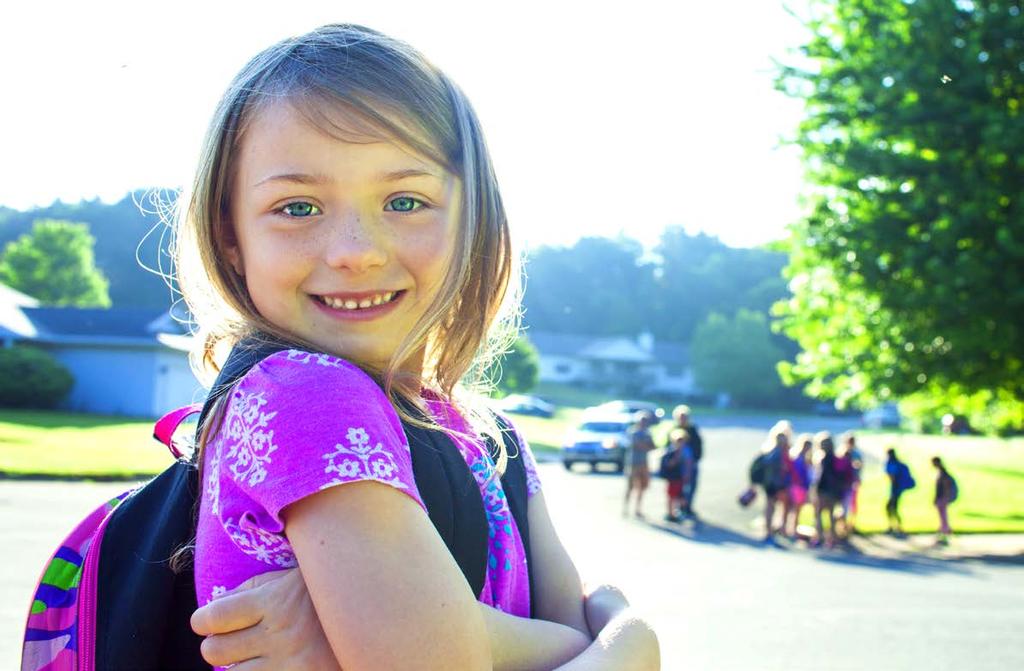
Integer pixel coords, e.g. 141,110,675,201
884,448,915,535
749,421,793,545
932,456,958,545
660,428,693,522
811,432,843,548
23,24,658,671
785,433,813,539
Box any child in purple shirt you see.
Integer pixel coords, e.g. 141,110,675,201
176,23,659,671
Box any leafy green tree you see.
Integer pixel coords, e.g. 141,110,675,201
691,310,787,407
0,191,174,308
489,335,540,396
0,219,111,307
774,0,1024,430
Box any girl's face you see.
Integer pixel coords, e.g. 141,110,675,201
226,102,459,373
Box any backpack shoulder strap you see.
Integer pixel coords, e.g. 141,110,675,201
404,419,489,596
493,415,536,617
194,335,294,441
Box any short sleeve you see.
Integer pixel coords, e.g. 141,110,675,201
205,350,425,561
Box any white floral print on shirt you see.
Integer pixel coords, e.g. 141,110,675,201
223,389,279,488
321,426,410,490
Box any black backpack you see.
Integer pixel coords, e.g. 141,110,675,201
24,338,533,670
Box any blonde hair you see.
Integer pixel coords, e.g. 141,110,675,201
172,24,520,468
763,419,793,452
672,404,691,423
812,431,834,465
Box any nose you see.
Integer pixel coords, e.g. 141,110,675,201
321,209,387,273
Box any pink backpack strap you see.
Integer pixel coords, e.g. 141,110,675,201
153,403,204,459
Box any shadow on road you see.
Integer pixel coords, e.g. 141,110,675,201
645,518,768,550
812,543,977,576
643,518,1021,576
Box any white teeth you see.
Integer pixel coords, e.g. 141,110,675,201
319,292,397,311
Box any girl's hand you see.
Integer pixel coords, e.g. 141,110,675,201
583,583,630,637
190,568,340,671
556,609,661,671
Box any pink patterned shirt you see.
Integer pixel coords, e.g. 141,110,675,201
194,350,541,648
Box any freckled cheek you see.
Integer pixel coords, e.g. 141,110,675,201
241,237,317,307
400,225,455,290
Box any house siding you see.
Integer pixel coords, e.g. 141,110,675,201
43,344,161,417
152,348,204,416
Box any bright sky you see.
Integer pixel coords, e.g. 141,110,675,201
0,1,810,249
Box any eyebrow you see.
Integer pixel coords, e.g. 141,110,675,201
253,168,443,188
253,172,332,188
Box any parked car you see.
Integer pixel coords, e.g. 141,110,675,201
862,403,901,429
589,400,664,424
495,394,555,418
562,414,632,472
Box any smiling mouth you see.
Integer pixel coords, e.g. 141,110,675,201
312,291,404,311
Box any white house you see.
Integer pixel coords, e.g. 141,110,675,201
0,283,201,417
529,330,699,397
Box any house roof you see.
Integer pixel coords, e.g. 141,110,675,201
0,280,189,346
0,284,40,339
528,330,689,366
21,307,189,341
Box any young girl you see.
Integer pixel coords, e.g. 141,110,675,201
811,431,842,548
785,433,813,539
932,456,957,545
176,24,658,670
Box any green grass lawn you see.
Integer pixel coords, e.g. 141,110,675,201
4,408,1022,535
0,410,177,478
838,433,1024,534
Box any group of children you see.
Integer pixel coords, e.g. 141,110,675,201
622,406,704,523
749,421,960,547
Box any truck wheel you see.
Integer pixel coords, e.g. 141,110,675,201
563,460,574,471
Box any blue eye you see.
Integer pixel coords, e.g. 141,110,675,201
280,201,321,217
385,196,424,213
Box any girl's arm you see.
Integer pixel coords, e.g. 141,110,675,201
284,479,594,671
192,570,590,670
283,479,489,670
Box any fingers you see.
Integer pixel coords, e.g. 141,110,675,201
220,568,294,597
199,625,265,668
191,589,264,637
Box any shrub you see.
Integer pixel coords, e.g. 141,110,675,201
0,346,74,408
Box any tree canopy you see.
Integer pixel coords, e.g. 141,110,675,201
0,191,173,308
488,335,540,396
691,309,788,408
774,0,1024,431
0,219,111,307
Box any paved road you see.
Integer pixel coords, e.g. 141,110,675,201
3,424,1022,669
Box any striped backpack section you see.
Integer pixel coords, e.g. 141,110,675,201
21,493,131,671
20,403,199,671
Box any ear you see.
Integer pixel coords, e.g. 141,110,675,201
224,244,245,277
